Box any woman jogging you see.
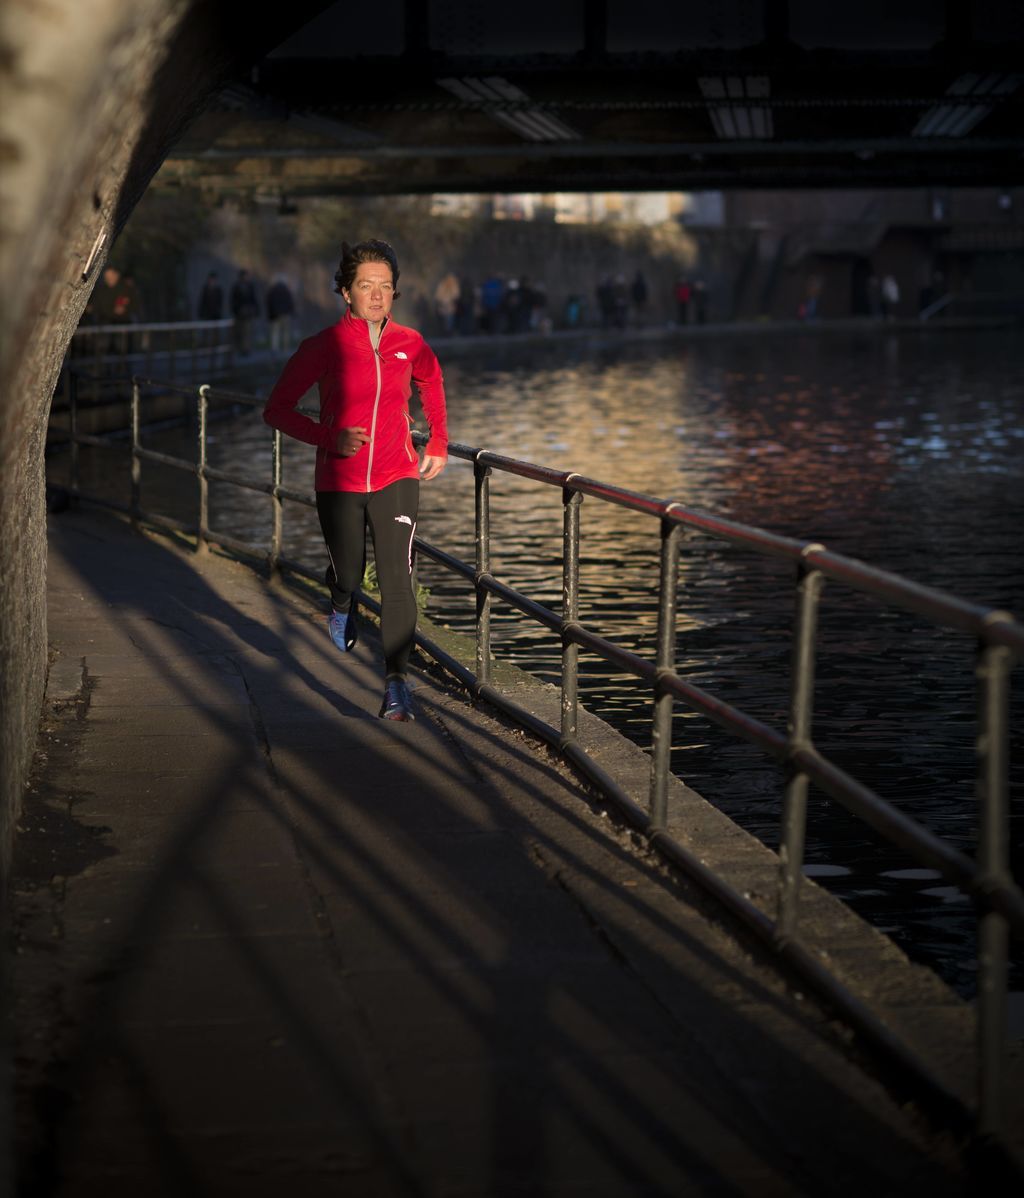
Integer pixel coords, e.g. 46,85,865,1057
263,239,448,722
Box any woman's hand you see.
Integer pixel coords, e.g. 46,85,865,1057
419,454,447,481
336,426,369,456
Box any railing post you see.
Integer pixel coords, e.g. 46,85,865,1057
474,455,492,685
269,428,283,579
777,546,825,938
196,384,209,554
130,377,141,526
91,334,101,407
69,370,80,503
649,513,683,830
561,483,583,745
975,632,1012,1142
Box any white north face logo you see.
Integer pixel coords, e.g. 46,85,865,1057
394,351,408,360
394,514,413,525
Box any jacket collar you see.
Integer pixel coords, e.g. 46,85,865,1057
342,308,392,341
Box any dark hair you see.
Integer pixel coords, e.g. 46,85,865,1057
334,239,401,299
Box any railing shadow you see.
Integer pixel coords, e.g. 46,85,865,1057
15,507,982,1194
37,362,1024,1169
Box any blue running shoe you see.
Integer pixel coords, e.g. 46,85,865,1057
327,607,357,652
379,678,415,722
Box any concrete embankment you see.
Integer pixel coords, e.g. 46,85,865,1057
11,505,1018,1195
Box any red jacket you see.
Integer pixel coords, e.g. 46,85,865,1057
262,311,448,492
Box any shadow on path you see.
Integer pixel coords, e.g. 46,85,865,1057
11,507,973,1197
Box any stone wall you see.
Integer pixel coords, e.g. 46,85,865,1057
0,0,332,877
0,0,184,883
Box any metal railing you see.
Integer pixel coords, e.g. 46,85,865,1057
919,291,1024,322
58,374,1024,1149
64,320,235,388
919,293,954,321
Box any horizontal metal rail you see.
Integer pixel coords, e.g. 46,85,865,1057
202,464,278,498
324,95,1024,115
190,135,1024,160
55,373,1023,1154
135,446,192,472
72,319,234,337
456,442,1024,653
133,376,261,405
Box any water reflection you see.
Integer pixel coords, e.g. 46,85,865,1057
52,329,1024,996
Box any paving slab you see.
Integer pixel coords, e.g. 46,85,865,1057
10,506,1011,1196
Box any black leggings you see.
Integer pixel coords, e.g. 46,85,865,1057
316,479,419,678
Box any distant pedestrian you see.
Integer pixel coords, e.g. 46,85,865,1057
89,264,140,354
631,270,648,323
197,271,223,321
120,270,144,323
433,271,460,335
694,279,708,324
230,269,259,355
90,265,139,325
504,278,532,334
610,275,628,330
799,275,823,321
867,274,882,319
266,278,295,358
502,279,521,333
596,276,614,329
456,277,478,336
480,274,505,333
530,281,550,333
675,277,691,325
882,274,900,320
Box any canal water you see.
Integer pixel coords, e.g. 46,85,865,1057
54,327,1024,999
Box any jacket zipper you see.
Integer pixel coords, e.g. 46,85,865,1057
364,321,385,490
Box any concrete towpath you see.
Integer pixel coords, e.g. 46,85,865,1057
12,506,980,1196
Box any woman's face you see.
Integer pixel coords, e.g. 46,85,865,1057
343,261,395,323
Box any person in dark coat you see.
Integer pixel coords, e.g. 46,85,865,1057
197,271,223,320
266,277,296,358
230,269,260,355
631,270,648,323
480,274,505,333
596,275,614,329
88,265,140,354
694,279,709,324
675,277,691,325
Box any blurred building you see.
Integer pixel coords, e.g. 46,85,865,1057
428,192,703,225
706,188,1024,322
426,186,1023,322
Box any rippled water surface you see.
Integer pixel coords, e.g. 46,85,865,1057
56,328,1024,996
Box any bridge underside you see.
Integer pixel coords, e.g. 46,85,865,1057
163,2,1024,197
